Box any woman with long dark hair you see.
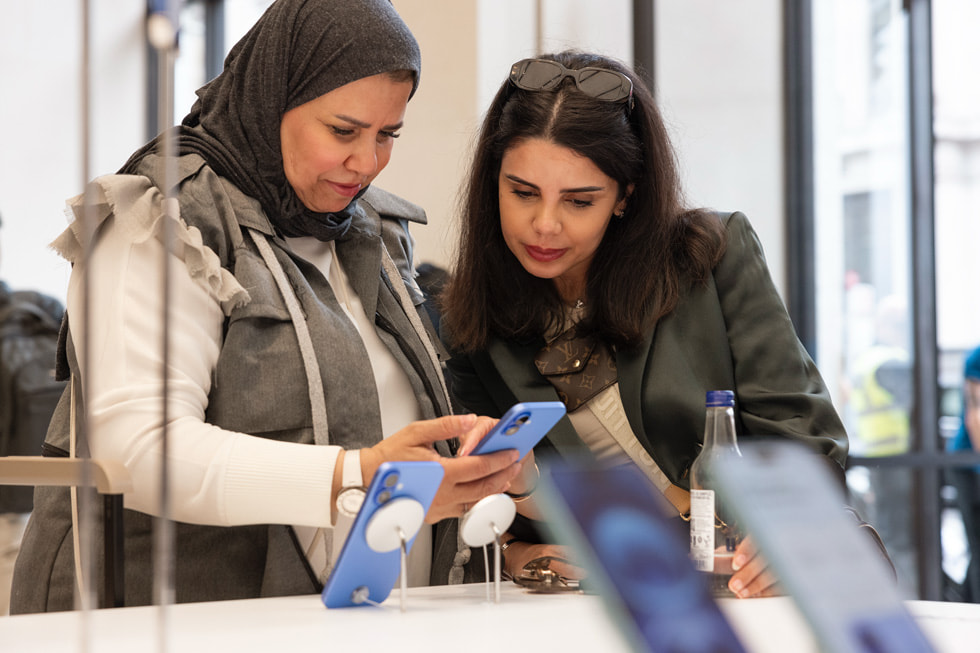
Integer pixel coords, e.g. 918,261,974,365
441,51,849,598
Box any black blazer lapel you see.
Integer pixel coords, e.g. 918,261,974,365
486,338,584,458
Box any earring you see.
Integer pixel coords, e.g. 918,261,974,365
614,210,625,219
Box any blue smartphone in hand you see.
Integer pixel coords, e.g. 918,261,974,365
321,460,444,608
468,401,567,459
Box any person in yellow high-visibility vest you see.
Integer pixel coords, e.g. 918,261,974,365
851,343,912,457
848,294,915,595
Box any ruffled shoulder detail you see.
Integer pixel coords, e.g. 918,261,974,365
52,174,250,315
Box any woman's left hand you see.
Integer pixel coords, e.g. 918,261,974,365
728,536,781,598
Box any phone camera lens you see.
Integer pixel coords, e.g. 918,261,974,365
504,413,530,436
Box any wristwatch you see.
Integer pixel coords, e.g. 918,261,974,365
332,450,366,560
335,449,366,519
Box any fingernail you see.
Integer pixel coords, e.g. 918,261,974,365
732,555,745,571
729,578,744,595
459,413,477,427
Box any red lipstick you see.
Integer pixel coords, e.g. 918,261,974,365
525,245,566,262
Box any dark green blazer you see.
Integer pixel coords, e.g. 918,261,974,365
446,211,848,489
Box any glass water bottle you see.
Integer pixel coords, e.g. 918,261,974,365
689,390,742,597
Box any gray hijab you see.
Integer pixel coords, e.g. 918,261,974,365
121,0,421,241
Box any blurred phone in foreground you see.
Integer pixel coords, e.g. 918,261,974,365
321,460,444,609
536,459,748,653
710,440,937,653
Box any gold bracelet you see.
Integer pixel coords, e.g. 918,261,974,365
505,462,540,502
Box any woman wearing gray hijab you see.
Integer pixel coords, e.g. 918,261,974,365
11,0,519,613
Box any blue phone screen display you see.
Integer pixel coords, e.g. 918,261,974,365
547,463,747,653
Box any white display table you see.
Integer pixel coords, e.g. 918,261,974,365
2,582,978,652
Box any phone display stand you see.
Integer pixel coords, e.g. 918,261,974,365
363,497,425,612
460,494,517,603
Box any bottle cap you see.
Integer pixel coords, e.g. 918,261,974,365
705,390,735,407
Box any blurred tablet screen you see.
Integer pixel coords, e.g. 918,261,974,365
538,459,748,653
710,440,937,653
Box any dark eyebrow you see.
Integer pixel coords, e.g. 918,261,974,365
334,114,403,131
503,173,605,194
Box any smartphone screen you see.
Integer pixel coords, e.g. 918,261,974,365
539,460,748,653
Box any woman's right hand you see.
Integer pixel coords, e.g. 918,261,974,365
360,414,523,523
501,540,586,582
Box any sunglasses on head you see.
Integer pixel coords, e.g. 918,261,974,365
508,58,634,112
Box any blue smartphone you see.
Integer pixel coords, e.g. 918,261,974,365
468,401,566,459
537,460,748,653
321,460,444,608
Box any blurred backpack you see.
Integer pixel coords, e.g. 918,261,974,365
0,282,66,512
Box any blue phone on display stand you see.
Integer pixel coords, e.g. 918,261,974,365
321,460,444,609
468,401,567,459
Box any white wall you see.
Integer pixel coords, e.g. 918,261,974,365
655,0,786,296
0,0,146,302
383,0,481,269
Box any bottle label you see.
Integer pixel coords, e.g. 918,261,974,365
690,489,715,571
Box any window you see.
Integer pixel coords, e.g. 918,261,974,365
151,0,274,136
803,0,980,601
811,0,917,598
933,0,980,604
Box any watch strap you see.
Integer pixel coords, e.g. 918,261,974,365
342,449,363,490
333,450,365,560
